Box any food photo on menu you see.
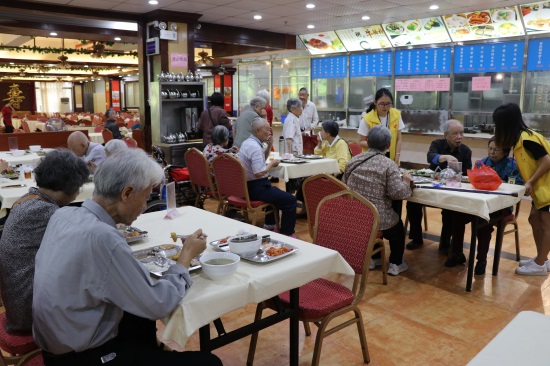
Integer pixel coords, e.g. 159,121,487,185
299,31,346,54
521,1,550,33
335,25,391,51
445,6,524,41
382,16,450,47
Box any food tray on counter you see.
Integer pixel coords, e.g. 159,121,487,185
122,226,148,243
210,237,299,263
280,158,308,164
132,244,201,276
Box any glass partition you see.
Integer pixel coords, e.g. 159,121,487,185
271,58,310,119
452,72,521,111
524,71,550,113
237,63,269,114
349,77,392,109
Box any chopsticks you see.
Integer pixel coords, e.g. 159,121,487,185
415,185,519,197
1,184,26,189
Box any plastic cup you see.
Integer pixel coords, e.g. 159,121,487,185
24,169,32,179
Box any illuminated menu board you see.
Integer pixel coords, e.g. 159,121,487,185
527,38,550,70
311,56,347,79
349,52,393,77
382,16,451,47
444,6,525,41
395,47,451,75
299,31,346,55
521,2,550,34
335,25,391,51
454,41,524,73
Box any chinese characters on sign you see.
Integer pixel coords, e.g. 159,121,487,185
311,56,347,79
395,78,450,91
454,41,525,73
471,76,492,90
5,84,25,109
170,53,188,68
527,38,550,70
395,47,451,75
350,52,393,77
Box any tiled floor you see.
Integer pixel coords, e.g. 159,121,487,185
169,195,550,366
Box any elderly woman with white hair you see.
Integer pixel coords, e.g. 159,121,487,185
256,89,273,125
32,149,221,366
104,139,128,156
203,125,239,164
343,125,413,276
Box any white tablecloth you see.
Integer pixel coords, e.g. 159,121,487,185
88,132,133,144
468,311,550,365
130,206,354,348
0,149,53,166
269,153,340,182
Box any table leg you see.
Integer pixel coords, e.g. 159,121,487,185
199,323,212,352
492,217,505,276
289,288,299,366
466,217,478,292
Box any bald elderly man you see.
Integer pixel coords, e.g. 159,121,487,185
67,131,107,172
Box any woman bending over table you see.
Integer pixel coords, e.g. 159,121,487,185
494,103,550,276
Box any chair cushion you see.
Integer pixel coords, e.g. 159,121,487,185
503,214,515,222
25,354,44,366
0,313,39,355
227,196,266,208
278,278,354,319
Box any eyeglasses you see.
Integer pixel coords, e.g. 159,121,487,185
488,148,501,153
377,102,392,108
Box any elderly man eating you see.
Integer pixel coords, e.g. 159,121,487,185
67,130,107,172
33,149,222,366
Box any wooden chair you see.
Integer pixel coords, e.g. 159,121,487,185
184,148,222,213
247,190,379,366
347,140,362,156
21,120,31,133
212,153,279,229
102,129,113,144
502,201,521,261
93,124,104,132
0,313,44,366
122,137,138,148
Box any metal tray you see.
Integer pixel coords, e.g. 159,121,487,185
297,154,324,160
210,237,298,263
1,173,19,180
123,226,148,243
280,158,308,164
412,176,433,184
132,244,201,276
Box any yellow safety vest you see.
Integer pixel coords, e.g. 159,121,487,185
361,108,401,161
513,130,550,209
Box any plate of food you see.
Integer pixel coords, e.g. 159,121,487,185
492,9,516,22
472,25,495,38
303,34,334,52
121,226,148,243
132,244,201,276
404,20,421,32
445,14,468,28
523,9,550,30
210,234,270,251
1,172,19,180
298,154,324,159
468,11,491,25
242,238,299,263
498,23,520,35
423,17,442,30
280,158,308,164
412,168,434,177
452,28,471,39
385,23,404,34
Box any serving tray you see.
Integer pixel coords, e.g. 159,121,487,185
297,154,324,160
132,244,201,276
210,237,298,263
123,226,148,243
280,158,308,164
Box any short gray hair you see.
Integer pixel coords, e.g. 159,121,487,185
443,119,463,133
249,97,267,109
106,109,116,119
251,118,267,134
93,149,163,201
256,89,270,102
286,98,301,113
368,125,392,151
104,139,128,156
299,87,308,94
212,125,230,145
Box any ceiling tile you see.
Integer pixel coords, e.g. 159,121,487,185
111,3,159,12
123,0,181,5
196,6,248,16
67,0,119,9
30,0,72,3
164,1,218,12
223,0,280,10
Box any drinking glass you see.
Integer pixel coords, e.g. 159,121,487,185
8,137,18,151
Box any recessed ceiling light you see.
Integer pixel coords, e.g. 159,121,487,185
429,4,439,10
84,65,89,68
362,15,370,20
254,15,262,20
148,0,158,4
50,32,57,36
9,62,13,65
117,65,122,68
306,3,315,9
307,24,315,29
114,37,121,41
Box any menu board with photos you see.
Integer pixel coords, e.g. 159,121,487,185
382,16,451,47
311,56,347,79
521,2,550,34
299,31,346,55
395,48,451,75
527,38,550,70
335,25,391,51
349,52,393,77
454,41,524,73
444,6,525,41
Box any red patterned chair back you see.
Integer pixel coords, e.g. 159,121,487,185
185,148,215,192
122,137,137,148
102,128,113,143
302,134,319,155
314,190,380,276
212,153,248,202
21,120,31,133
132,129,146,150
302,173,348,238
94,124,104,132
347,140,362,157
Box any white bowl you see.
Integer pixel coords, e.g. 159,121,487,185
199,252,240,280
11,150,25,156
29,145,41,152
228,236,262,257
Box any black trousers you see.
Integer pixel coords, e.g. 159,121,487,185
372,219,406,265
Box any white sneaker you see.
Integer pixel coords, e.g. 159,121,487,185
387,260,408,276
519,258,550,271
516,260,548,276
369,258,382,270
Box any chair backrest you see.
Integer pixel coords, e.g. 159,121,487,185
102,128,113,143
122,137,137,148
347,140,362,157
13,129,25,134
212,153,250,206
131,128,146,150
314,190,380,299
21,120,31,133
185,148,217,196
302,173,349,238
94,124,104,132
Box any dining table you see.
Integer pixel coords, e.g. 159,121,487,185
88,131,133,144
0,149,53,166
408,181,526,291
129,206,354,364
269,152,340,182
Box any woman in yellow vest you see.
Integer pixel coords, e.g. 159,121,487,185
358,88,405,164
494,103,550,276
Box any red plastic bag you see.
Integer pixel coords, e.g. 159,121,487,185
169,167,190,182
467,161,502,191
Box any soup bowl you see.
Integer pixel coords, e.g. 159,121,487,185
11,150,25,156
228,236,262,257
29,145,42,152
199,252,240,280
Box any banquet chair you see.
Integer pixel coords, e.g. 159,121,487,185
102,129,113,144
212,154,278,229
347,140,362,157
131,129,146,150
184,148,222,213
122,137,138,148
21,120,31,133
501,201,522,261
247,190,379,366
0,313,44,366
93,124,104,132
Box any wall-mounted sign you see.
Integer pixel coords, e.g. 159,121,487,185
527,38,550,70
383,16,451,47
335,25,391,51
311,56,347,79
395,77,450,91
444,7,524,41
521,2,550,34
395,47,450,75
454,41,524,73
350,52,392,77
472,76,492,90
299,31,346,55
170,53,188,68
